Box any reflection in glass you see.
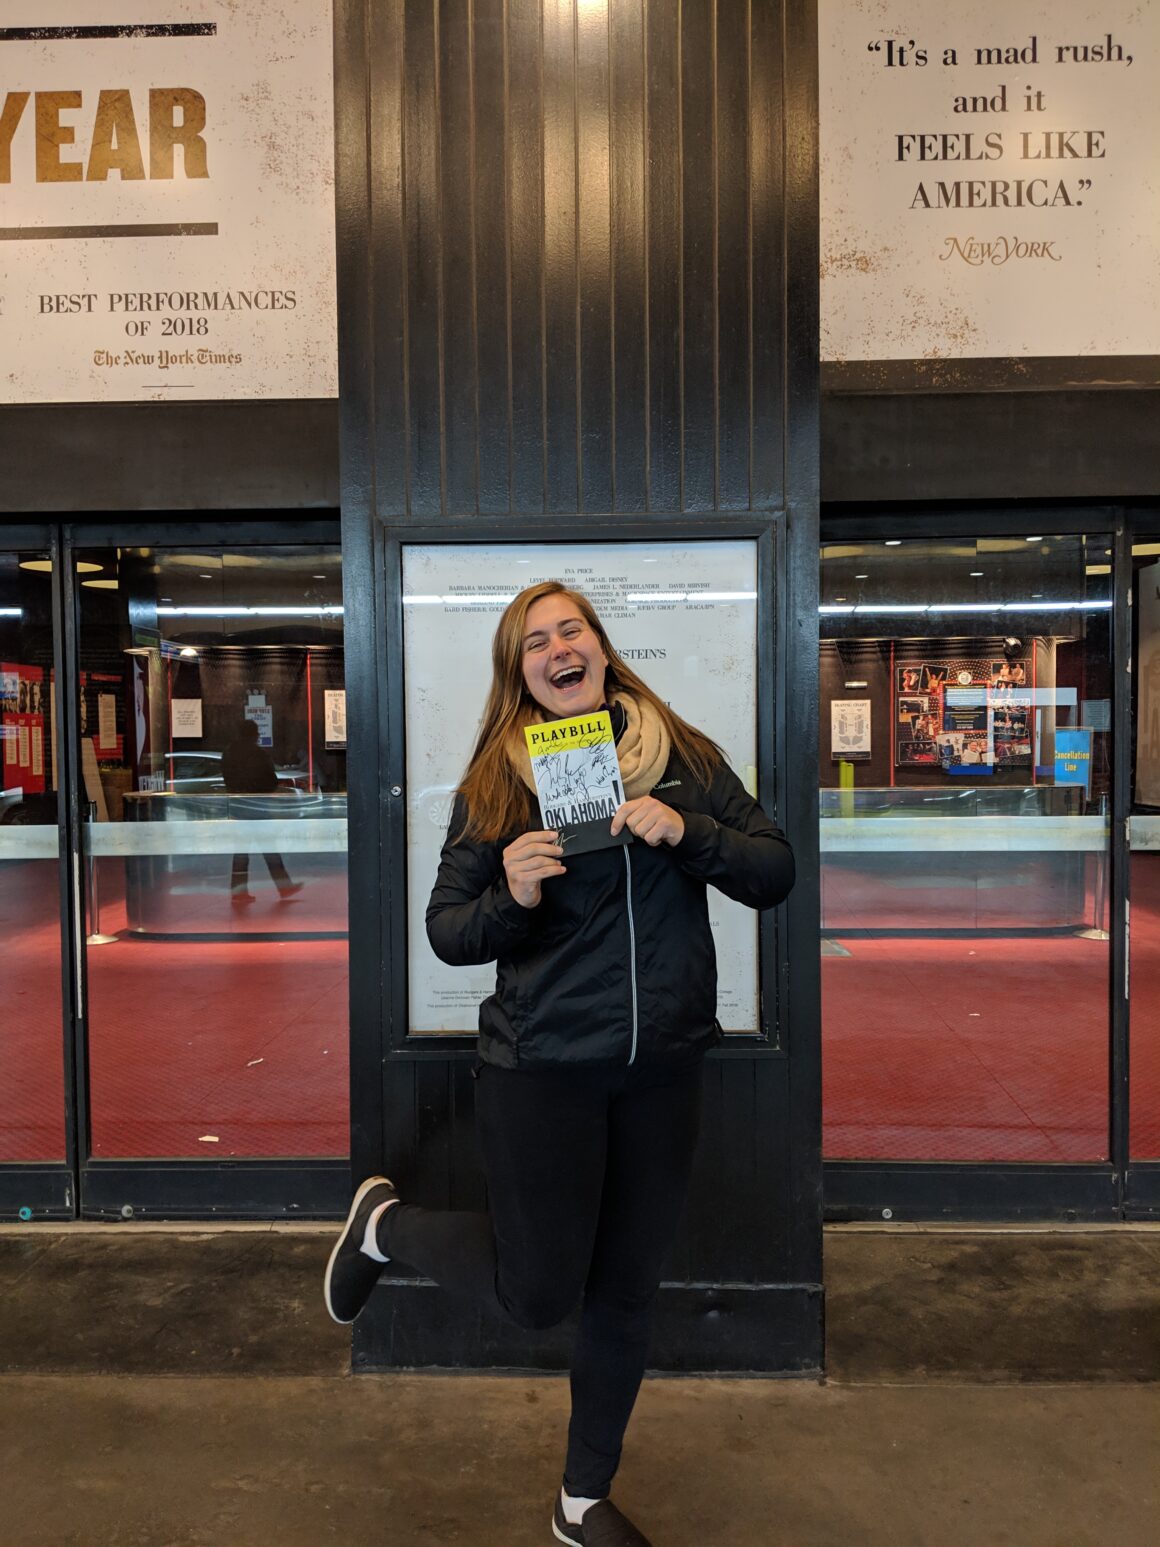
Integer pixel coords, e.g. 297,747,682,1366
0,551,66,1162
76,546,350,1160
1130,539,1160,1159
820,534,1112,1162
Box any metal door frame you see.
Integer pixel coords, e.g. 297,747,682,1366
820,502,1129,1222
1,515,349,1220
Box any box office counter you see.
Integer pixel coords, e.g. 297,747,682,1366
111,791,349,937
819,785,1109,935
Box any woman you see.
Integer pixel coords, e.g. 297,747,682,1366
325,581,795,1547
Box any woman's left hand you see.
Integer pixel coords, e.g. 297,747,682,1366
610,796,685,848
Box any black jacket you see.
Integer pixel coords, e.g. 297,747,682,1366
425,750,795,1068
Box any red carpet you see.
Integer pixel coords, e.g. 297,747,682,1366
2,851,1158,1167
822,852,1160,1160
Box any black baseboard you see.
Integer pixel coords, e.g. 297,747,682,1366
353,1280,824,1375
1125,1163,1160,1219
80,1158,350,1219
0,1165,74,1221
824,1161,1118,1222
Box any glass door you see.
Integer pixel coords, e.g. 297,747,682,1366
0,531,73,1217
66,528,350,1218
819,530,1115,1180
1128,532,1160,1212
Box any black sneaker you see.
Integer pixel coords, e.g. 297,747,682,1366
552,1494,653,1547
323,1175,398,1324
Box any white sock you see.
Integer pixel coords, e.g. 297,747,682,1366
358,1199,399,1263
561,1488,602,1525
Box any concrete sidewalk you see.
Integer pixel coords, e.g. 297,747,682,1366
4,1372,1158,1545
2,1225,1158,1544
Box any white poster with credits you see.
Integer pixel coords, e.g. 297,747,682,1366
402,541,762,1036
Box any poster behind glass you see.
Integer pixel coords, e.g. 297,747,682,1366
403,541,761,1035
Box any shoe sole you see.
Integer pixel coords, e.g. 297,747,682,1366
323,1174,393,1325
552,1523,583,1547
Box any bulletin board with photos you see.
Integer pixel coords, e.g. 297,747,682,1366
895,654,1032,773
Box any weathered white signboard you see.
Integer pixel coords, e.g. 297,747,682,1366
0,2,337,402
820,0,1160,359
402,541,762,1036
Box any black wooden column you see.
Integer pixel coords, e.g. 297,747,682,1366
335,0,821,1372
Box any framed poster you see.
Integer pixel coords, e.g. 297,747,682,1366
171,698,203,738
402,541,761,1035
0,1,337,403
324,689,347,748
831,698,871,761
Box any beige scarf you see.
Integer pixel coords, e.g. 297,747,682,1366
509,690,671,801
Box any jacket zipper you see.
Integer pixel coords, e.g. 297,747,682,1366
623,847,639,1064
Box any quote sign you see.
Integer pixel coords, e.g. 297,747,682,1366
0,2,337,402
820,0,1160,360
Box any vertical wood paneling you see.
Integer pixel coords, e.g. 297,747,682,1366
473,0,511,513
374,0,788,520
403,0,444,513
750,0,785,510
610,0,647,512
644,1,681,511
576,0,613,513
680,0,716,511
716,0,751,510
440,0,479,513
542,0,579,513
507,0,545,512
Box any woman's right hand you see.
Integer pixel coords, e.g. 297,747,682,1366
502,830,566,909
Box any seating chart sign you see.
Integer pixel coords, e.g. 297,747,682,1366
0,1,337,403
402,541,761,1035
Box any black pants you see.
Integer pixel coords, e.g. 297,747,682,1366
230,852,293,892
381,1056,703,1498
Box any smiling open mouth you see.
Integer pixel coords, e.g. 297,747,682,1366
550,666,586,688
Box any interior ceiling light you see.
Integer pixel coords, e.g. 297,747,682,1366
925,603,998,614
0,607,23,617
819,599,1111,615
884,540,902,546
854,573,868,579
969,571,984,577
82,579,119,590
156,604,345,617
19,556,102,575
1132,543,1160,557
179,646,199,658
1025,536,1043,542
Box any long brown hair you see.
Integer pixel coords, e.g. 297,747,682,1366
456,580,723,841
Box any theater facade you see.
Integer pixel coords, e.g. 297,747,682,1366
1,0,1157,1373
